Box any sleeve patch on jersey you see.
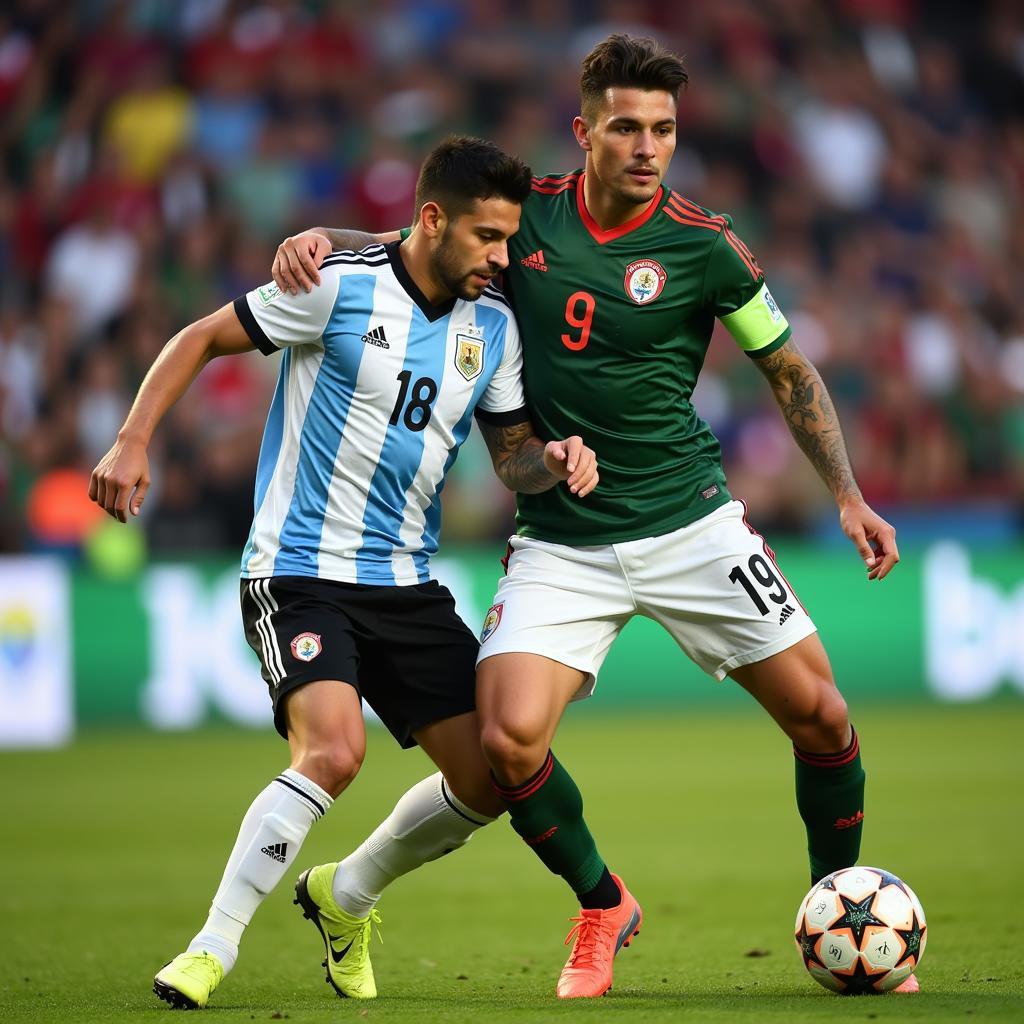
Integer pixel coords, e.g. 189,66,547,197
720,282,790,352
233,295,278,354
256,281,282,306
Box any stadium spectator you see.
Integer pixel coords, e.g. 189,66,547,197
1,0,1021,553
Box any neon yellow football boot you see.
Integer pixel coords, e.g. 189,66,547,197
153,951,225,1009
294,863,381,999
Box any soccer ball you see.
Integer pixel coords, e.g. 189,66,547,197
794,866,927,994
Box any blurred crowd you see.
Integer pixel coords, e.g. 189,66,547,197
1,0,1023,558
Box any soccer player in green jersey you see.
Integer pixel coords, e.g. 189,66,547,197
273,34,914,998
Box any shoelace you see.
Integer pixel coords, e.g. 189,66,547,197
184,953,221,980
562,913,614,969
352,908,384,956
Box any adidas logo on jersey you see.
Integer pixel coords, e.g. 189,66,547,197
520,250,548,272
261,842,288,863
361,325,389,348
779,604,796,625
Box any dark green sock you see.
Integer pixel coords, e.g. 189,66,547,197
492,750,607,898
794,727,866,883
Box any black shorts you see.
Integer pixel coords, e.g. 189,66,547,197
240,576,479,748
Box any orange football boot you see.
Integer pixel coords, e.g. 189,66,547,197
893,974,920,993
556,874,642,998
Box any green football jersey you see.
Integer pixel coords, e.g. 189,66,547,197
505,170,792,545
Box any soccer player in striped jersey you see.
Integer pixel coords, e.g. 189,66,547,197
89,135,602,1010
275,34,913,1000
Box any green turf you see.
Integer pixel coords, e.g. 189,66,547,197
2,702,1022,1022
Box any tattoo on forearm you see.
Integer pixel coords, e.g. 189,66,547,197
324,228,379,252
478,420,558,493
756,343,860,501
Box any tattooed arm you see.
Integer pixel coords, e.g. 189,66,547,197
753,339,900,580
272,227,403,294
477,418,599,497
753,339,860,503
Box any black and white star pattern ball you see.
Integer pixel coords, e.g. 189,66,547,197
793,866,927,994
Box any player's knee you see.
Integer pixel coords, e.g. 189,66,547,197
294,745,363,797
479,720,546,785
802,684,850,751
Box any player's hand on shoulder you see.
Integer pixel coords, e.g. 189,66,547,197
273,231,331,295
839,497,899,581
544,436,599,497
88,436,151,524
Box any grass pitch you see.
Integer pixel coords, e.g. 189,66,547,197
2,702,1022,1023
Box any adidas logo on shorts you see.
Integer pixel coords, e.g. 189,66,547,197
779,603,796,625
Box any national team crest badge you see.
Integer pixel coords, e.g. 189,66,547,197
290,632,322,662
479,602,503,644
624,259,667,304
455,334,485,381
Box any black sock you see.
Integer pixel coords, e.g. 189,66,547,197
578,867,621,910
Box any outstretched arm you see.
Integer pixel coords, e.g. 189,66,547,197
89,303,255,522
477,418,599,497
753,339,899,580
273,227,403,294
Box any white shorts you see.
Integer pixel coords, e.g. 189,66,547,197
476,500,817,698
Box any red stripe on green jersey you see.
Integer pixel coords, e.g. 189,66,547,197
532,172,581,194
503,171,790,546
663,204,721,231
534,171,580,183
667,195,762,279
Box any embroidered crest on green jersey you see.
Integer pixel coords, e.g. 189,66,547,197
623,259,667,304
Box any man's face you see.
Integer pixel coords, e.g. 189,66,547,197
576,87,677,207
430,197,521,301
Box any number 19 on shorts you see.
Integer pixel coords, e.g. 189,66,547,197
728,554,789,616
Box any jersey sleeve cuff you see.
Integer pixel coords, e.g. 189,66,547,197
233,295,279,354
745,326,792,359
474,405,529,426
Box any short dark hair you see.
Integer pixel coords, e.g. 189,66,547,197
414,134,532,221
580,34,688,121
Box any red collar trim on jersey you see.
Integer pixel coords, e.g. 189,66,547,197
576,173,664,244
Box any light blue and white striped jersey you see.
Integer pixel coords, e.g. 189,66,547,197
233,242,526,586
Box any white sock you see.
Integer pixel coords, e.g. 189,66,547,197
187,769,332,972
333,772,496,918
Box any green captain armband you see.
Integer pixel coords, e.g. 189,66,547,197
399,226,412,241
720,282,791,357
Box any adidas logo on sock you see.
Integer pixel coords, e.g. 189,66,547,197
361,325,389,348
779,603,796,625
520,249,548,272
261,842,288,863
